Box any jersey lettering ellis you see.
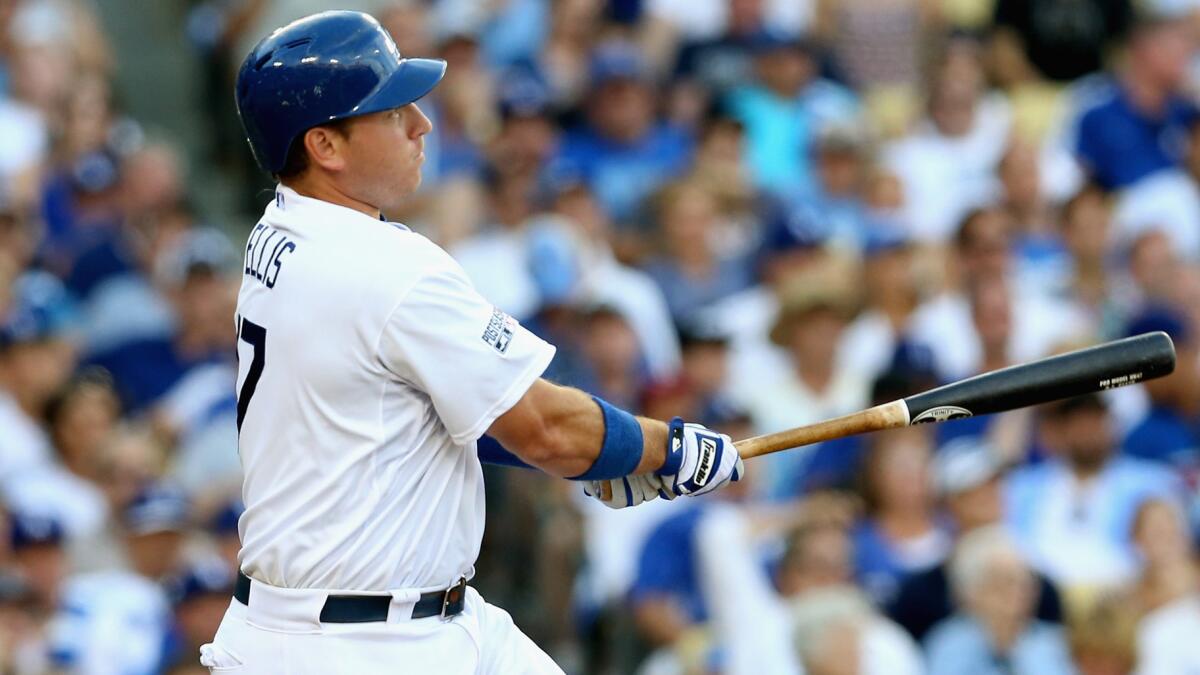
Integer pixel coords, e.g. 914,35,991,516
234,186,555,591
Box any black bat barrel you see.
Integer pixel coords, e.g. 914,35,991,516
903,332,1177,425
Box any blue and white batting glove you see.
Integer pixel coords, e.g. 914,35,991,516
656,417,743,497
583,474,669,509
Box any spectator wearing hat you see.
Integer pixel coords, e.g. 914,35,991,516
1120,307,1200,478
548,39,692,225
675,318,740,428
8,513,67,616
47,484,181,674
165,560,235,670
924,526,1074,675
744,276,868,499
0,271,78,482
724,31,858,198
785,124,877,253
122,483,190,583
1006,394,1183,588
85,227,238,413
889,437,1064,642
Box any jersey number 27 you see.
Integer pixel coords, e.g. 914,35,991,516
236,315,266,433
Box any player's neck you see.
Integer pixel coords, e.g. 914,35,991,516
282,177,382,220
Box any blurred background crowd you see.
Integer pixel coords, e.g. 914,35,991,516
2,0,1200,673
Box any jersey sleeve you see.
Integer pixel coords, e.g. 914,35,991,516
378,255,555,446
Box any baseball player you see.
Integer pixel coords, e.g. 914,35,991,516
202,11,744,674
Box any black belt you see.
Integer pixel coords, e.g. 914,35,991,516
234,571,467,622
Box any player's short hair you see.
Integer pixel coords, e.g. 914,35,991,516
275,118,355,182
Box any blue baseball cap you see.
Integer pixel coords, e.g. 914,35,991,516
210,498,244,536
762,206,830,255
1127,305,1191,345
124,483,190,535
747,29,815,55
589,40,649,86
168,560,235,605
497,70,551,120
0,271,77,349
862,221,913,257
155,227,239,286
10,513,65,550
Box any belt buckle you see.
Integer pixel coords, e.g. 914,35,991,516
440,577,467,621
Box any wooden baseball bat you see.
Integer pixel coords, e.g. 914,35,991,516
735,332,1176,460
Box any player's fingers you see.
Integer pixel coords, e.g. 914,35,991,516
731,458,745,482
620,477,635,507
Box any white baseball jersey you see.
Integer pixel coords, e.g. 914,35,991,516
234,185,555,592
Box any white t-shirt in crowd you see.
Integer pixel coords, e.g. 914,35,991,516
646,0,813,40
0,388,51,479
883,95,1011,243
234,186,554,592
1136,594,1200,675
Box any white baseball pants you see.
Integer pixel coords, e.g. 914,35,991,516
200,585,563,674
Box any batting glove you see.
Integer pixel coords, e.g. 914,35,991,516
656,417,743,497
583,474,671,509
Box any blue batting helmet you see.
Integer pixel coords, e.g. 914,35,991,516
234,11,446,173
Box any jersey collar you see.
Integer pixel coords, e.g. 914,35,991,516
273,185,410,232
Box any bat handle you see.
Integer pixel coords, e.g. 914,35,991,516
595,400,911,501
734,400,911,460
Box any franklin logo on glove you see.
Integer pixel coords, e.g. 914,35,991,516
694,437,717,487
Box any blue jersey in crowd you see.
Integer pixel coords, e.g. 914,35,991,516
1073,78,1200,190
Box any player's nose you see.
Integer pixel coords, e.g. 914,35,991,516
407,103,433,138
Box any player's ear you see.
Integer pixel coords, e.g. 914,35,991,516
303,125,348,173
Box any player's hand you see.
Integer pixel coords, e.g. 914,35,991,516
583,474,671,509
656,417,743,497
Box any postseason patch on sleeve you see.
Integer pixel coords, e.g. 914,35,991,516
481,308,515,354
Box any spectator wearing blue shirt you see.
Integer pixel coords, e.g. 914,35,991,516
785,124,875,253
1121,307,1200,479
629,504,709,648
642,180,754,323
548,40,692,225
1072,11,1200,190
851,423,953,607
725,32,858,198
85,228,238,413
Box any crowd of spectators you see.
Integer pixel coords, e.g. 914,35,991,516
2,0,1200,673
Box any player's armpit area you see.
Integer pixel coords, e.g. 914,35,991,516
487,379,668,478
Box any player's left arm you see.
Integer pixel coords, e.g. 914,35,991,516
486,378,667,477
379,241,742,506
489,379,744,508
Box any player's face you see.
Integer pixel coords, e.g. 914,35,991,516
340,103,432,211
